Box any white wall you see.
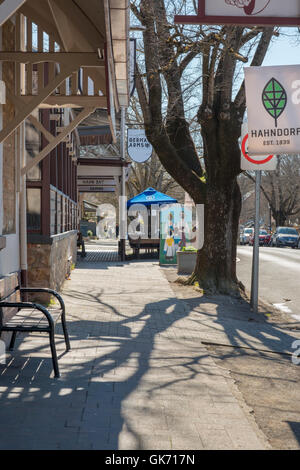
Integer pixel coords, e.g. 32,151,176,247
0,233,20,277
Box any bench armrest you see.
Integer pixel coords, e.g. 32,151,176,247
0,301,55,328
20,288,65,314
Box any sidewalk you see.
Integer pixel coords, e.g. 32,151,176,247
0,258,299,449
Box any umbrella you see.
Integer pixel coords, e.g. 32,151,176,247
127,187,177,208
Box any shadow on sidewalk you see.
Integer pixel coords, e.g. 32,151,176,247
0,288,299,449
0,292,204,449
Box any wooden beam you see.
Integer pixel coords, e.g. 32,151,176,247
27,114,54,144
0,0,26,27
0,65,74,143
0,52,105,67
21,107,96,176
48,0,104,52
37,95,107,108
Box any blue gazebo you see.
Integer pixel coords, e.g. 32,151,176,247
127,188,178,257
127,187,177,208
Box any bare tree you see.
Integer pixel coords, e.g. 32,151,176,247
127,96,185,200
245,155,300,227
127,153,185,200
131,0,276,294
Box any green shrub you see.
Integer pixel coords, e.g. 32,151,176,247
180,246,197,252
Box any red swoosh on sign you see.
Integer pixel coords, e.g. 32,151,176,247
244,0,271,16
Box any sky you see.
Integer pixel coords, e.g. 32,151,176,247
262,28,299,66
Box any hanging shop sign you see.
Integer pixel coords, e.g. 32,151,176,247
78,184,115,193
127,129,153,163
244,65,300,156
77,177,115,187
240,123,276,170
174,1,300,26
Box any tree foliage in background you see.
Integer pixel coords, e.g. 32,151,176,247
244,156,300,227
127,96,185,201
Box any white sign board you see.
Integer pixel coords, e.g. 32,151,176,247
245,65,300,156
78,185,115,193
206,1,300,18
174,1,300,26
78,178,115,187
240,123,277,170
127,129,153,163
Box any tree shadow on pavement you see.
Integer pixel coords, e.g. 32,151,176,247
0,293,209,450
1,284,299,449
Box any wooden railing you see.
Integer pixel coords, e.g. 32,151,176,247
23,17,106,105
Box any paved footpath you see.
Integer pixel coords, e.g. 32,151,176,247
2,258,297,450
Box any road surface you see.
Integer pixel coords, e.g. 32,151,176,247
237,246,300,322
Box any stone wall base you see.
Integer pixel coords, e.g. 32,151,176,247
27,230,77,304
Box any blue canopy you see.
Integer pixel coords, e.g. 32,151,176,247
127,187,177,208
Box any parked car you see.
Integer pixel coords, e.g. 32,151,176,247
270,227,299,248
249,229,271,246
240,227,254,245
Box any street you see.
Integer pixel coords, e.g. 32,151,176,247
237,246,300,322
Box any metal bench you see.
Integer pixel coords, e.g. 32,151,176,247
0,287,71,378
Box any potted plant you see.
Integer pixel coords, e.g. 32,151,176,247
177,246,197,274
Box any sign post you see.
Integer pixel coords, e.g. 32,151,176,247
250,170,261,313
240,123,276,313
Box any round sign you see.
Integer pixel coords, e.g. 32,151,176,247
241,134,273,165
127,129,153,163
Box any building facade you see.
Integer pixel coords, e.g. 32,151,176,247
0,0,129,314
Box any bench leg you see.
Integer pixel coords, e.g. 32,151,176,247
49,330,60,378
61,313,71,351
9,331,17,351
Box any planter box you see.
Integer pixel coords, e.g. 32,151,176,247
177,251,197,274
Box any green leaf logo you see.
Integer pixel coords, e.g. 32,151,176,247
262,78,287,128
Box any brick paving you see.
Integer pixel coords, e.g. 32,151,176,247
1,258,297,450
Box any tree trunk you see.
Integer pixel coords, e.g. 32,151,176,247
275,210,287,227
193,180,242,293
132,1,274,296
191,115,242,294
